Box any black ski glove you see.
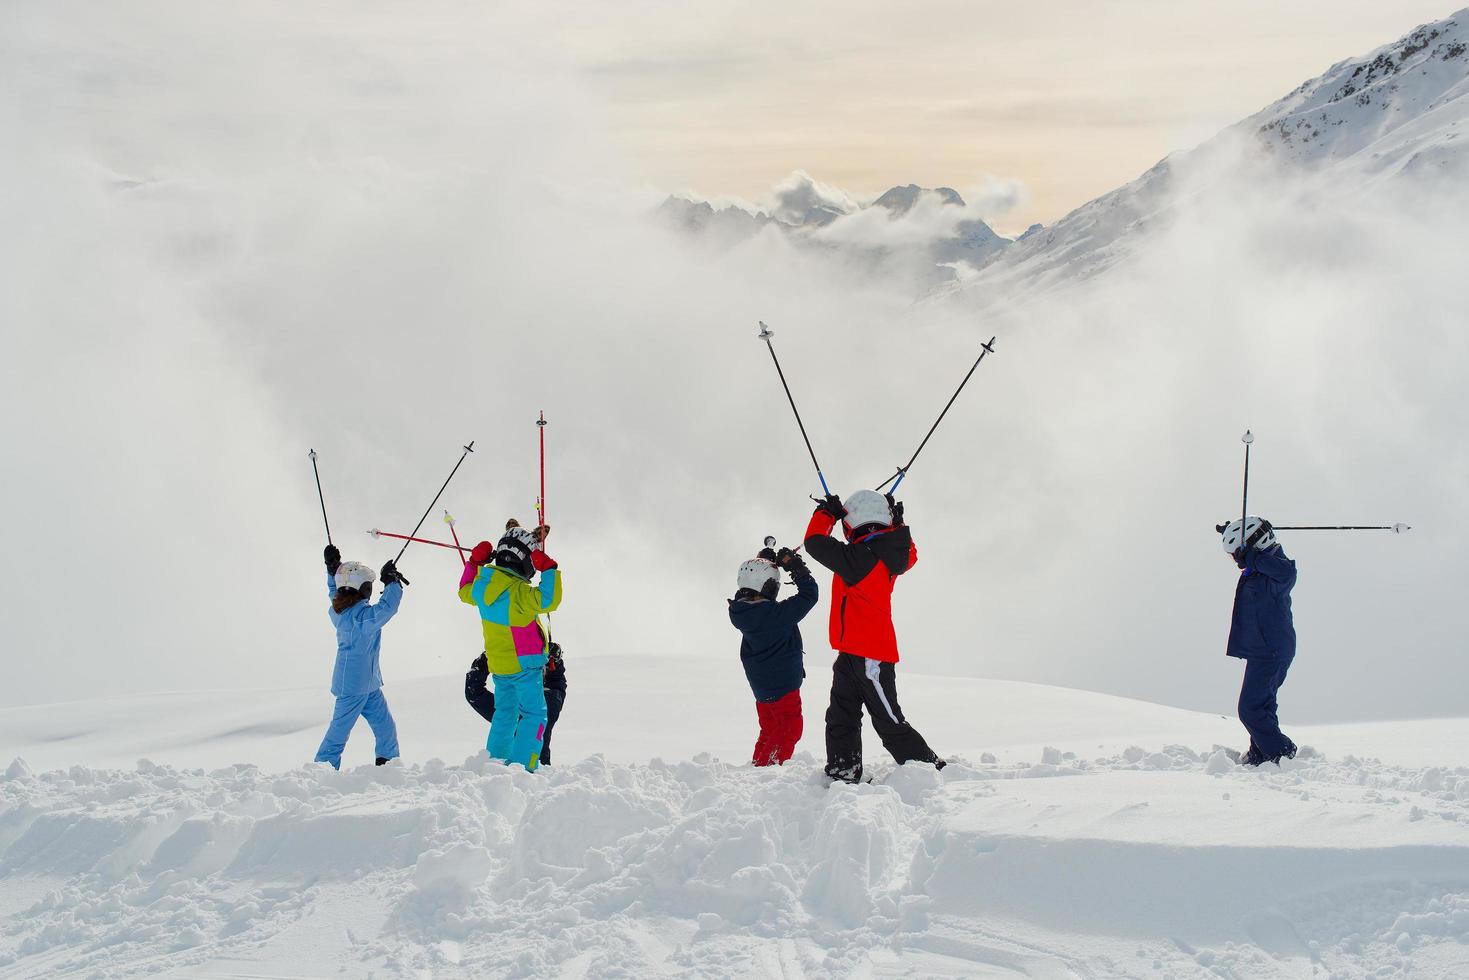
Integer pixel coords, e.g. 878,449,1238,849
782,550,812,579
380,560,410,587
324,544,341,576
816,494,846,520
885,493,905,526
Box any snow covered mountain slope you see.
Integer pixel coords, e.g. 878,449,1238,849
4,660,1469,978
658,178,1013,283
955,8,1469,295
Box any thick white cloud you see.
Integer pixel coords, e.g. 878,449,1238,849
2,0,1464,732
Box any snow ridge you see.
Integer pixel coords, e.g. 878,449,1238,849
4,745,1469,977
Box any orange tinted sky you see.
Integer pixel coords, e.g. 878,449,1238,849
563,1,1458,231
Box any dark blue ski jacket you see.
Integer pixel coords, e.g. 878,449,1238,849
728,572,819,703
1227,545,1297,661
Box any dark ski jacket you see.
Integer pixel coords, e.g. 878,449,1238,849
1227,544,1297,661
804,510,916,663
728,570,819,703
544,643,567,693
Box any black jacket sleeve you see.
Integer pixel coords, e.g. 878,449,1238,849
804,533,878,587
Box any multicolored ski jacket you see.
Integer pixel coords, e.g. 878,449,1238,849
804,510,916,664
458,564,563,675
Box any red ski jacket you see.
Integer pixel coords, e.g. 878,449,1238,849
804,510,917,663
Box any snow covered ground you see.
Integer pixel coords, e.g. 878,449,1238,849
4,657,1469,978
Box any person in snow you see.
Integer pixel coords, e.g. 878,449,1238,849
805,490,944,782
728,545,819,766
1220,516,1298,766
465,635,569,765
458,521,562,770
316,545,407,769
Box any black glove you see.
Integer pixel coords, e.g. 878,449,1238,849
885,493,905,526
782,550,812,579
324,544,341,576
816,494,846,520
469,652,488,676
380,560,410,586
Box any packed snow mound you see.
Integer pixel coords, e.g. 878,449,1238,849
953,8,1469,296
4,744,1469,978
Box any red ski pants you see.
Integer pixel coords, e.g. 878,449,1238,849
753,689,803,766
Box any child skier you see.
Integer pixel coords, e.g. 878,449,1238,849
465,637,569,765
1221,516,1298,766
805,490,944,783
458,523,562,770
316,545,407,769
728,545,819,766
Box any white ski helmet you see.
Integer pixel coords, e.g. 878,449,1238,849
1220,516,1275,554
334,560,377,594
737,557,780,599
842,489,893,537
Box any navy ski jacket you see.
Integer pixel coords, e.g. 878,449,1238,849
728,571,819,703
1226,545,1297,661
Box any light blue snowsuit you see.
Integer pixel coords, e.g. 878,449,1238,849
315,572,403,768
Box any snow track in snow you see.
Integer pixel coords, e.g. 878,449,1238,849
4,744,1469,978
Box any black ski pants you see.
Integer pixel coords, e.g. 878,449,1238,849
825,652,941,782
465,656,567,764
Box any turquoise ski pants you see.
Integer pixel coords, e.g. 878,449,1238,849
488,668,547,771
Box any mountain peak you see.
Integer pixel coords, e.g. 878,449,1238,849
873,184,967,214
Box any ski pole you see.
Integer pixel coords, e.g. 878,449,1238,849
876,336,996,493
394,442,475,564
1240,430,1253,544
370,529,463,553
757,321,830,496
1273,524,1412,533
308,449,332,545
443,510,467,563
536,411,547,526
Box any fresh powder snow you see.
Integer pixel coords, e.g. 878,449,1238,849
3,658,1469,977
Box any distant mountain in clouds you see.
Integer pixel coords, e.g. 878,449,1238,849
659,10,1469,297
948,8,1469,297
656,174,1017,283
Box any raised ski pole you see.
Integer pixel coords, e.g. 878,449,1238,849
442,510,467,563
876,336,997,493
1272,524,1412,533
308,449,332,545
370,529,463,552
394,442,475,565
757,321,830,496
536,411,547,526
1240,430,1253,540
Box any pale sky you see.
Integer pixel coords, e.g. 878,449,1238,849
559,1,1458,229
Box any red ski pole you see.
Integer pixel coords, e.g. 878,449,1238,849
442,510,467,564
368,529,462,553
536,411,547,527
